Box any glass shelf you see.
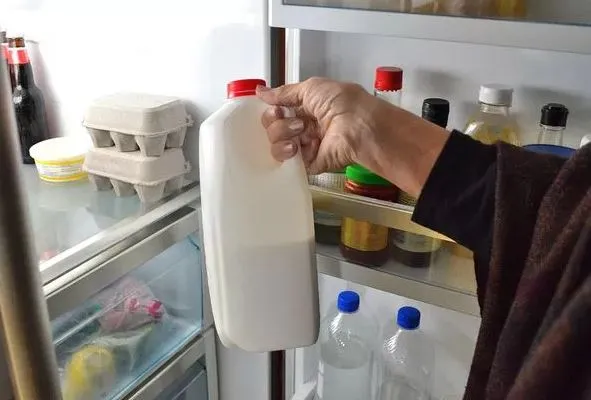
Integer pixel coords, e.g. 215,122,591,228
19,165,200,285
270,0,591,54
316,242,478,315
281,0,591,26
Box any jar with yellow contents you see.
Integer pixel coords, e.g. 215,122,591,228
340,165,398,267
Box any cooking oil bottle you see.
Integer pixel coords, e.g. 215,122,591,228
464,84,520,145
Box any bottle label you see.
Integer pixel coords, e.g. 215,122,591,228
341,217,389,252
314,210,341,227
393,230,442,253
8,48,29,65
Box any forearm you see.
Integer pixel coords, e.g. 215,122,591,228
354,98,451,198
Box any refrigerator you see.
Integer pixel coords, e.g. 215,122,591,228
1,0,591,399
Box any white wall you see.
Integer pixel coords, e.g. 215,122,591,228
300,30,591,148
1,0,270,180
1,1,272,400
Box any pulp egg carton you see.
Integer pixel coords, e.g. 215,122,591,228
83,93,193,157
83,147,190,203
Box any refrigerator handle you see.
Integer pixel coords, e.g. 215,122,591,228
0,55,63,399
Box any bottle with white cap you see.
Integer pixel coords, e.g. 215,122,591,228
464,84,520,145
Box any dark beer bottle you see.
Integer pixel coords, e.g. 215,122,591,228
9,37,49,164
0,32,13,90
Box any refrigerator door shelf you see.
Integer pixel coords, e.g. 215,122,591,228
52,237,204,400
269,0,591,54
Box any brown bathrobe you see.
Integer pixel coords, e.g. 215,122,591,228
414,132,591,399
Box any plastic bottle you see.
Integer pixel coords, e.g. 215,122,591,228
315,291,376,400
392,98,448,268
581,134,591,148
374,66,403,106
340,165,398,267
464,84,520,145
378,306,434,400
199,79,319,352
537,103,569,146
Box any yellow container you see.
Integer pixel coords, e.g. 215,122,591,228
29,137,90,182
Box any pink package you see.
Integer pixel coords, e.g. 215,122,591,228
97,277,166,332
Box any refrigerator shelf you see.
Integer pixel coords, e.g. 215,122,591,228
310,185,453,243
269,0,591,54
128,327,216,400
316,243,479,316
20,165,199,286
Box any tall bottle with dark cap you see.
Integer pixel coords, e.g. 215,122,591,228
537,103,569,146
9,36,49,164
392,98,449,268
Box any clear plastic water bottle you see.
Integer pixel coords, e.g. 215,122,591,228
315,291,376,400
378,306,434,400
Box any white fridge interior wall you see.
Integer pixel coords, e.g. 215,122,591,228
0,0,271,181
0,1,271,399
300,30,591,148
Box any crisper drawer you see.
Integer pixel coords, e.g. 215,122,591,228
154,360,208,400
51,237,203,400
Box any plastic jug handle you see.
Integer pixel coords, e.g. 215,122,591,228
280,107,302,149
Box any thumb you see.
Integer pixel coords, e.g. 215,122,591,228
256,83,303,107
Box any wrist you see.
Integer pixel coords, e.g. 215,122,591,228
354,99,450,198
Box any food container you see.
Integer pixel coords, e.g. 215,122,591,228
83,148,190,203
29,137,91,183
83,93,193,157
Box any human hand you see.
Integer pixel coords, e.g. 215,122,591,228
257,77,384,175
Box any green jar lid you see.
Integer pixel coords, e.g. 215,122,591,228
345,164,392,186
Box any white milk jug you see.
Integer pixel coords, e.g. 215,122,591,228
199,79,319,351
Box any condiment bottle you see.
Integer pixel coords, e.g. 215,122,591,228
340,165,398,267
374,66,403,106
392,98,449,268
309,171,346,245
464,84,520,146
537,103,569,146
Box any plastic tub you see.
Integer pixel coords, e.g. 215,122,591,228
29,137,91,183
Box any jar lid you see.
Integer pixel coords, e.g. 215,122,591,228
540,103,568,127
478,84,513,106
227,79,266,99
345,164,392,186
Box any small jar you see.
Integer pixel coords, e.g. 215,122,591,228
309,171,346,245
340,165,398,267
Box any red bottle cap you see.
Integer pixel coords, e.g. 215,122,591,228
227,79,267,99
374,67,403,91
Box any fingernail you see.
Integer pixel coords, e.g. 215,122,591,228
256,85,269,93
289,119,304,132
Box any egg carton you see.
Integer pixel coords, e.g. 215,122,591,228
84,147,190,203
83,93,193,157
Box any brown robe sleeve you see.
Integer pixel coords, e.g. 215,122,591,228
414,131,591,399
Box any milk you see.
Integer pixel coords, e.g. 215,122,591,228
199,79,319,352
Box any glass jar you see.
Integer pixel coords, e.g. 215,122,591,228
340,165,398,268
309,171,346,245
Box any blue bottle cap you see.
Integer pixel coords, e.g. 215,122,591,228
337,291,360,313
397,306,421,330
523,144,575,159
